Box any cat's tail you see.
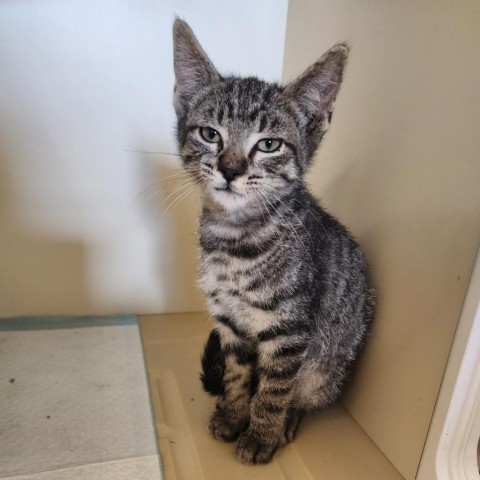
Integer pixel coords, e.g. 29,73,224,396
200,329,226,396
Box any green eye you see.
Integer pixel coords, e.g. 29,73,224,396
257,138,282,153
200,127,221,143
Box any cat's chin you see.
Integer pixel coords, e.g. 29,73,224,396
210,187,249,212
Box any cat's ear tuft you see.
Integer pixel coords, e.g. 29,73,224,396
173,18,220,113
284,43,350,123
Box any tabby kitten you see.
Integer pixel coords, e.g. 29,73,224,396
172,19,375,465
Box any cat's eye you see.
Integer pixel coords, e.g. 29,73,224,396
200,127,221,143
257,138,282,153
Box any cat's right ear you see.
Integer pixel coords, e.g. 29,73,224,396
173,19,220,114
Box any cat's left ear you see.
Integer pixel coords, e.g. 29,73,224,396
284,43,349,127
173,19,220,115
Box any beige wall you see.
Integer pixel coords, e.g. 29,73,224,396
283,1,480,479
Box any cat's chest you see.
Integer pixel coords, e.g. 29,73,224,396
199,252,276,333
198,222,269,298
199,253,252,296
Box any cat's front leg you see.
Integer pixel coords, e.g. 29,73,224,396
207,319,255,442
235,336,306,464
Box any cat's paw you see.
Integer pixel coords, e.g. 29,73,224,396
279,408,304,447
235,428,279,465
208,408,248,442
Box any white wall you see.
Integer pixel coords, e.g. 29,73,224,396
283,1,480,479
0,0,288,317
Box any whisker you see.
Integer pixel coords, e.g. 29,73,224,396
135,172,195,199
157,180,196,210
258,181,327,235
162,183,198,215
125,149,182,157
253,190,282,240
256,186,313,262
265,190,315,247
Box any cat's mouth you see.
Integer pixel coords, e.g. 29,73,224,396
214,185,242,196
212,185,247,209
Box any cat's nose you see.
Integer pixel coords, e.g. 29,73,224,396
218,155,247,183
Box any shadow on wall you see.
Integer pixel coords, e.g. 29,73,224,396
0,146,91,317
0,140,205,318
135,152,205,313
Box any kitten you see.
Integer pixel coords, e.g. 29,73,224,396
172,19,375,465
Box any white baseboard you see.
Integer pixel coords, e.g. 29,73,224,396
417,249,480,480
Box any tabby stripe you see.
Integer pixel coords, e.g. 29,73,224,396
264,162,290,176
258,325,293,342
226,243,270,259
249,289,303,311
240,241,286,275
283,104,304,131
229,392,248,403
259,114,268,132
249,109,260,122
226,240,277,259
259,361,301,380
237,231,286,272
215,315,246,340
224,81,234,94
262,385,292,397
248,298,280,311
201,235,277,259
272,342,307,358
208,231,250,246
258,323,310,342
270,118,280,129
262,402,284,414
224,373,242,384
241,379,252,390
217,107,224,124
227,101,234,119
235,349,256,365
245,276,263,291
221,340,256,365
209,256,228,265
284,141,297,158
263,87,274,104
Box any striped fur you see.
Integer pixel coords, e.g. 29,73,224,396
173,19,375,465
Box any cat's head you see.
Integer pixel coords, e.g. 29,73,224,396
172,19,348,212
